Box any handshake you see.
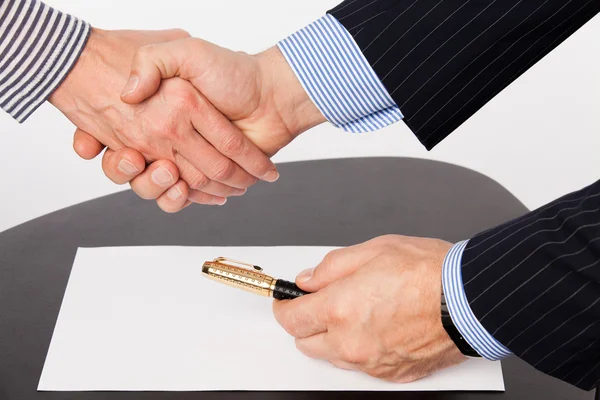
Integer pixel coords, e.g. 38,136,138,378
50,28,327,212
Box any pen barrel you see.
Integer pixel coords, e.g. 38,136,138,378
202,262,275,297
272,279,309,300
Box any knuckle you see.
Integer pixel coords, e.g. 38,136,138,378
338,343,369,365
151,115,182,144
175,89,197,110
188,173,210,190
173,28,191,38
209,159,237,182
169,83,197,107
327,302,350,325
161,80,197,111
321,249,342,270
135,44,156,62
219,133,246,158
375,234,398,249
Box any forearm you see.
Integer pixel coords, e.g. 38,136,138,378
0,0,90,122
448,180,600,390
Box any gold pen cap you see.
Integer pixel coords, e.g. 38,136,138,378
201,257,276,297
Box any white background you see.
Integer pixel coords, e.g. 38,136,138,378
0,0,598,233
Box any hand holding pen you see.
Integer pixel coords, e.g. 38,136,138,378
201,237,467,385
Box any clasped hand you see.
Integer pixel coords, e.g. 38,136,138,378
60,30,324,211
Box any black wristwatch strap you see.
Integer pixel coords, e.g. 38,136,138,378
441,294,481,357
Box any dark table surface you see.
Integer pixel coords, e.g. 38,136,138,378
0,158,594,400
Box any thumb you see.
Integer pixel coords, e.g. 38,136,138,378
296,244,379,292
120,38,193,104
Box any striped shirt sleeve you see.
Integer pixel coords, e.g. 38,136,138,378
0,0,90,123
442,240,513,360
277,14,403,134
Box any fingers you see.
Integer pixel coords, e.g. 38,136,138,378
101,148,145,185
101,145,230,207
155,179,190,213
127,156,230,207
129,169,190,213
295,334,360,370
272,293,328,339
330,360,359,371
176,156,246,198
174,140,255,191
173,153,244,201
120,39,199,104
101,148,191,212
188,95,279,183
187,190,227,206
295,244,380,293
129,160,180,199
73,129,105,160
295,333,338,361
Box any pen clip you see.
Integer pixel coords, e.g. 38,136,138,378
213,257,264,272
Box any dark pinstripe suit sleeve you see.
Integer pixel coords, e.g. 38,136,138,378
328,0,600,149
328,0,600,390
461,181,600,390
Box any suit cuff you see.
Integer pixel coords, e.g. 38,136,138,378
277,14,403,134
0,0,91,122
442,240,513,360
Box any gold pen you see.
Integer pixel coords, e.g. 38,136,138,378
201,257,309,300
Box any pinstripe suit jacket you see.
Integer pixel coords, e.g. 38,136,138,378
329,0,600,390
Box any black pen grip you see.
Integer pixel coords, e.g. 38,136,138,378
273,279,309,300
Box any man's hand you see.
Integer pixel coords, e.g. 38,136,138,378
120,37,327,157
51,29,279,206
272,235,466,382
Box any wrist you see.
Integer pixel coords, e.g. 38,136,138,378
49,28,126,115
50,28,99,108
255,46,326,138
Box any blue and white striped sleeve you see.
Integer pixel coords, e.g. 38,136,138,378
442,240,513,360
0,0,91,123
277,14,403,134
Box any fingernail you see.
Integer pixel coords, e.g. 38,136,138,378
166,186,183,201
262,169,279,183
213,197,227,206
296,268,314,283
152,166,174,186
234,188,247,196
117,159,139,175
121,75,139,97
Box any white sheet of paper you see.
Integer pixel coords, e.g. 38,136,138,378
39,246,504,391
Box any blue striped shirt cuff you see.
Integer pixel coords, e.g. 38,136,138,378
277,14,403,134
442,240,513,360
